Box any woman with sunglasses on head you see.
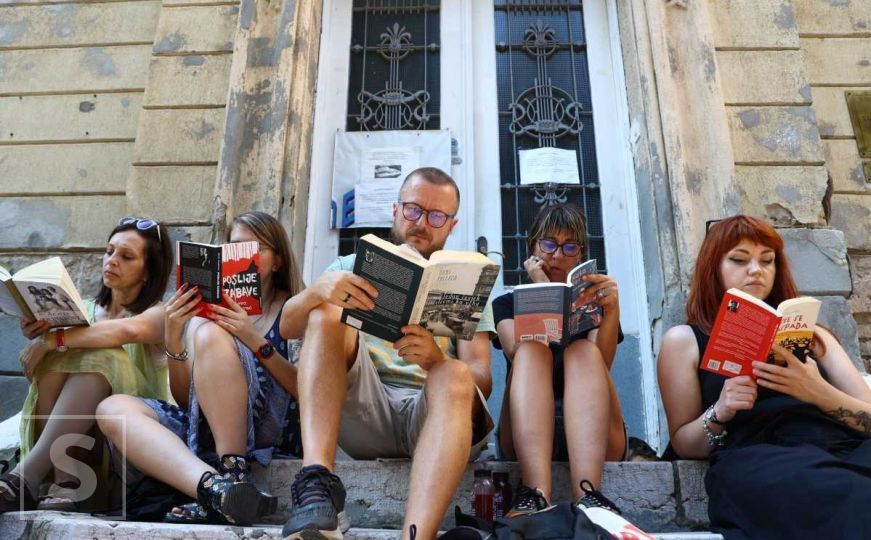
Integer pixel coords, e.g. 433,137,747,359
658,215,871,538
1,218,173,513
491,203,627,516
97,211,305,525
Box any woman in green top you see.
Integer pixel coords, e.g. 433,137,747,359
0,217,174,513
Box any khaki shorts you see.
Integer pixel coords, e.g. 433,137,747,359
337,336,494,460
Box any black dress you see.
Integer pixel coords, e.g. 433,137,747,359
689,325,871,539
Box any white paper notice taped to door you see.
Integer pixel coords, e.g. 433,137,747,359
518,147,581,185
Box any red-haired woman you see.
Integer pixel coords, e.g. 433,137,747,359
658,215,871,538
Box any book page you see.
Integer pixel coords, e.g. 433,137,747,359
418,260,499,340
0,271,25,318
12,258,88,327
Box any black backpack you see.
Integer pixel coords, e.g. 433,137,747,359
93,475,189,522
442,503,612,540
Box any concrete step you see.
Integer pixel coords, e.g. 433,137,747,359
249,460,710,532
0,511,723,539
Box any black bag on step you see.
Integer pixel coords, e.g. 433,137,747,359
92,475,189,522
443,503,612,540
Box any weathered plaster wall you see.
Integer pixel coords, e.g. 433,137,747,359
793,0,871,369
0,1,163,416
128,0,240,246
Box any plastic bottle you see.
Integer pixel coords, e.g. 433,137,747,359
492,471,512,518
472,469,494,521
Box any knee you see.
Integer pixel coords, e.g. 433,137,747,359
428,360,475,405
306,302,342,329
513,341,554,370
192,321,236,359
563,339,603,368
96,395,136,440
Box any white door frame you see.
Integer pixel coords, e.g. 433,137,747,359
305,0,660,446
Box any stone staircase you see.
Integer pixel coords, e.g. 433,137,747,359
0,459,722,538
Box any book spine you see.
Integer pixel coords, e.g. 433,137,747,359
561,286,571,347
409,266,435,325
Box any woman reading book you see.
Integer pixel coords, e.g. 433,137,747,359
96,211,305,525
492,203,628,516
658,215,871,538
1,218,173,513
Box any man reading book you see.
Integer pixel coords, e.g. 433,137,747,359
279,167,494,540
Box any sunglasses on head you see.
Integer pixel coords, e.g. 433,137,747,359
119,217,161,242
705,219,722,235
537,238,584,257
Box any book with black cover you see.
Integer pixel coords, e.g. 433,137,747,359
0,257,90,327
341,234,500,342
512,259,601,346
176,241,262,318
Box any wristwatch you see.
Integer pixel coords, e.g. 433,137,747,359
704,404,726,425
54,328,68,353
254,341,275,361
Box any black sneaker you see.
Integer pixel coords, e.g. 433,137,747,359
505,484,550,517
282,465,348,539
575,479,621,514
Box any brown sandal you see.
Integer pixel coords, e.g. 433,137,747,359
0,472,37,514
37,481,78,511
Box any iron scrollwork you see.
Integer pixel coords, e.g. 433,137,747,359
353,23,435,131
509,21,584,206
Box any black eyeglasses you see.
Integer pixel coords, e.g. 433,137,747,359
398,201,455,229
119,217,161,242
537,238,584,257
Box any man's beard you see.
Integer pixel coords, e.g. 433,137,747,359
390,223,442,259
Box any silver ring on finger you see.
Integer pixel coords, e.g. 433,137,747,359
597,287,610,299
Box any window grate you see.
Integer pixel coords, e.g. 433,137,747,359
495,0,606,286
340,0,442,256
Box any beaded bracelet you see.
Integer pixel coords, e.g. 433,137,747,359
702,405,727,447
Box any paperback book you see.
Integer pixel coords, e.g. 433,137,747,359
0,257,90,327
341,234,500,342
176,241,262,319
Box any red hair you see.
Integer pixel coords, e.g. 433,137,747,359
686,215,798,334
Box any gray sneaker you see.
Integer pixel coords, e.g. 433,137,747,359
282,465,349,539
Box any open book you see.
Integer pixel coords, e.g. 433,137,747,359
513,259,600,346
176,241,262,318
700,288,821,378
341,234,500,342
0,257,90,327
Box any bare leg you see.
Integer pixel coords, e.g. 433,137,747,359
97,395,214,499
33,372,68,437
402,359,476,540
298,304,358,469
562,339,613,500
509,341,555,500
605,376,626,462
191,323,247,457
16,373,110,497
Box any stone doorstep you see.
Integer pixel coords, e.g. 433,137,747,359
0,512,724,540
250,460,711,532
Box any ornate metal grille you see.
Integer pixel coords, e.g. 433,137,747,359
340,0,441,256
495,0,606,286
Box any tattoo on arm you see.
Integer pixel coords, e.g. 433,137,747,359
825,407,871,434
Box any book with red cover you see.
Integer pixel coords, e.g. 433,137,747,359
176,241,262,319
700,288,821,378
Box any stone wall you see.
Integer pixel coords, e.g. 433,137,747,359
709,0,868,370
0,1,165,415
793,0,871,369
